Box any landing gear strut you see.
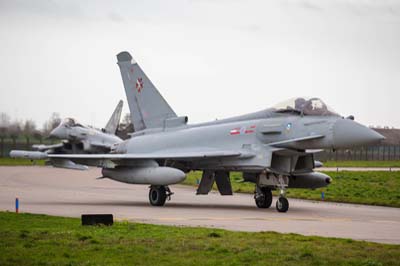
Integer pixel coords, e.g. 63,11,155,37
275,175,289,213
254,186,273,208
149,185,173,206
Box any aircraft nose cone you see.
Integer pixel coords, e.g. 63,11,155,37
49,127,64,139
333,119,385,148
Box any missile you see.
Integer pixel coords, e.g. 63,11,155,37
48,159,89,171
102,166,186,185
10,150,48,160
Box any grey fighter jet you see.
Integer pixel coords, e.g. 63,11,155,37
46,100,123,153
12,100,123,170
11,52,384,212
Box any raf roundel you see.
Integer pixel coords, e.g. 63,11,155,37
136,78,144,93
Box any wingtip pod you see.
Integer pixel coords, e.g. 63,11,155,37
117,51,135,64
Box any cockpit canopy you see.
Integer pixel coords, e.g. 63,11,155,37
272,97,339,116
61,118,85,128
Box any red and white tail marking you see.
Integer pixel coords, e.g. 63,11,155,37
136,78,143,93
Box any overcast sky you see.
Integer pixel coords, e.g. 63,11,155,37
0,0,399,129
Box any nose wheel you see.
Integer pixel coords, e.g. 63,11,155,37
275,177,289,212
149,185,173,206
276,197,289,212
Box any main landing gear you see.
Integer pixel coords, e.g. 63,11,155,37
254,186,273,208
149,185,173,206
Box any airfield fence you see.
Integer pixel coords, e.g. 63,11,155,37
315,146,400,161
0,137,55,158
1,136,400,161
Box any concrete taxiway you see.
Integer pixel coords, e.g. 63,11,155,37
0,166,399,244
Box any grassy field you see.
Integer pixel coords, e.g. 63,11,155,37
0,158,45,166
323,161,400,168
0,212,399,266
183,171,400,208
287,171,400,207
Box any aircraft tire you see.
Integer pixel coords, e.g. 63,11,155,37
149,186,167,206
255,187,273,208
276,197,289,213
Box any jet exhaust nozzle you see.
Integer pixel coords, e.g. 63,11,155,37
102,166,186,185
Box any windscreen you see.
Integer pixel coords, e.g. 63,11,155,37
273,97,339,116
61,118,85,128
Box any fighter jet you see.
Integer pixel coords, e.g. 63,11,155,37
11,52,385,212
12,100,124,170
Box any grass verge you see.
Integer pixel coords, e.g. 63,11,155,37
183,171,400,208
0,212,399,266
323,161,400,168
0,158,45,166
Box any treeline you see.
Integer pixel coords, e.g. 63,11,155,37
0,112,61,143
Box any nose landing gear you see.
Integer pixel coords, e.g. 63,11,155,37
255,173,290,212
276,196,289,212
275,175,289,213
149,185,173,206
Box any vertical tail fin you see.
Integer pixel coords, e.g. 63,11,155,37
104,100,123,134
116,51,177,132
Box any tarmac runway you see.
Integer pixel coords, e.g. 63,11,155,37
1,166,399,244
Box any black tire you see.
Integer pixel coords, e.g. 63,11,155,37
276,197,289,213
149,186,167,206
255,187,273,209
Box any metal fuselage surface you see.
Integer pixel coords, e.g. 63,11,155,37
51,124,122,154
115,111,359,174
